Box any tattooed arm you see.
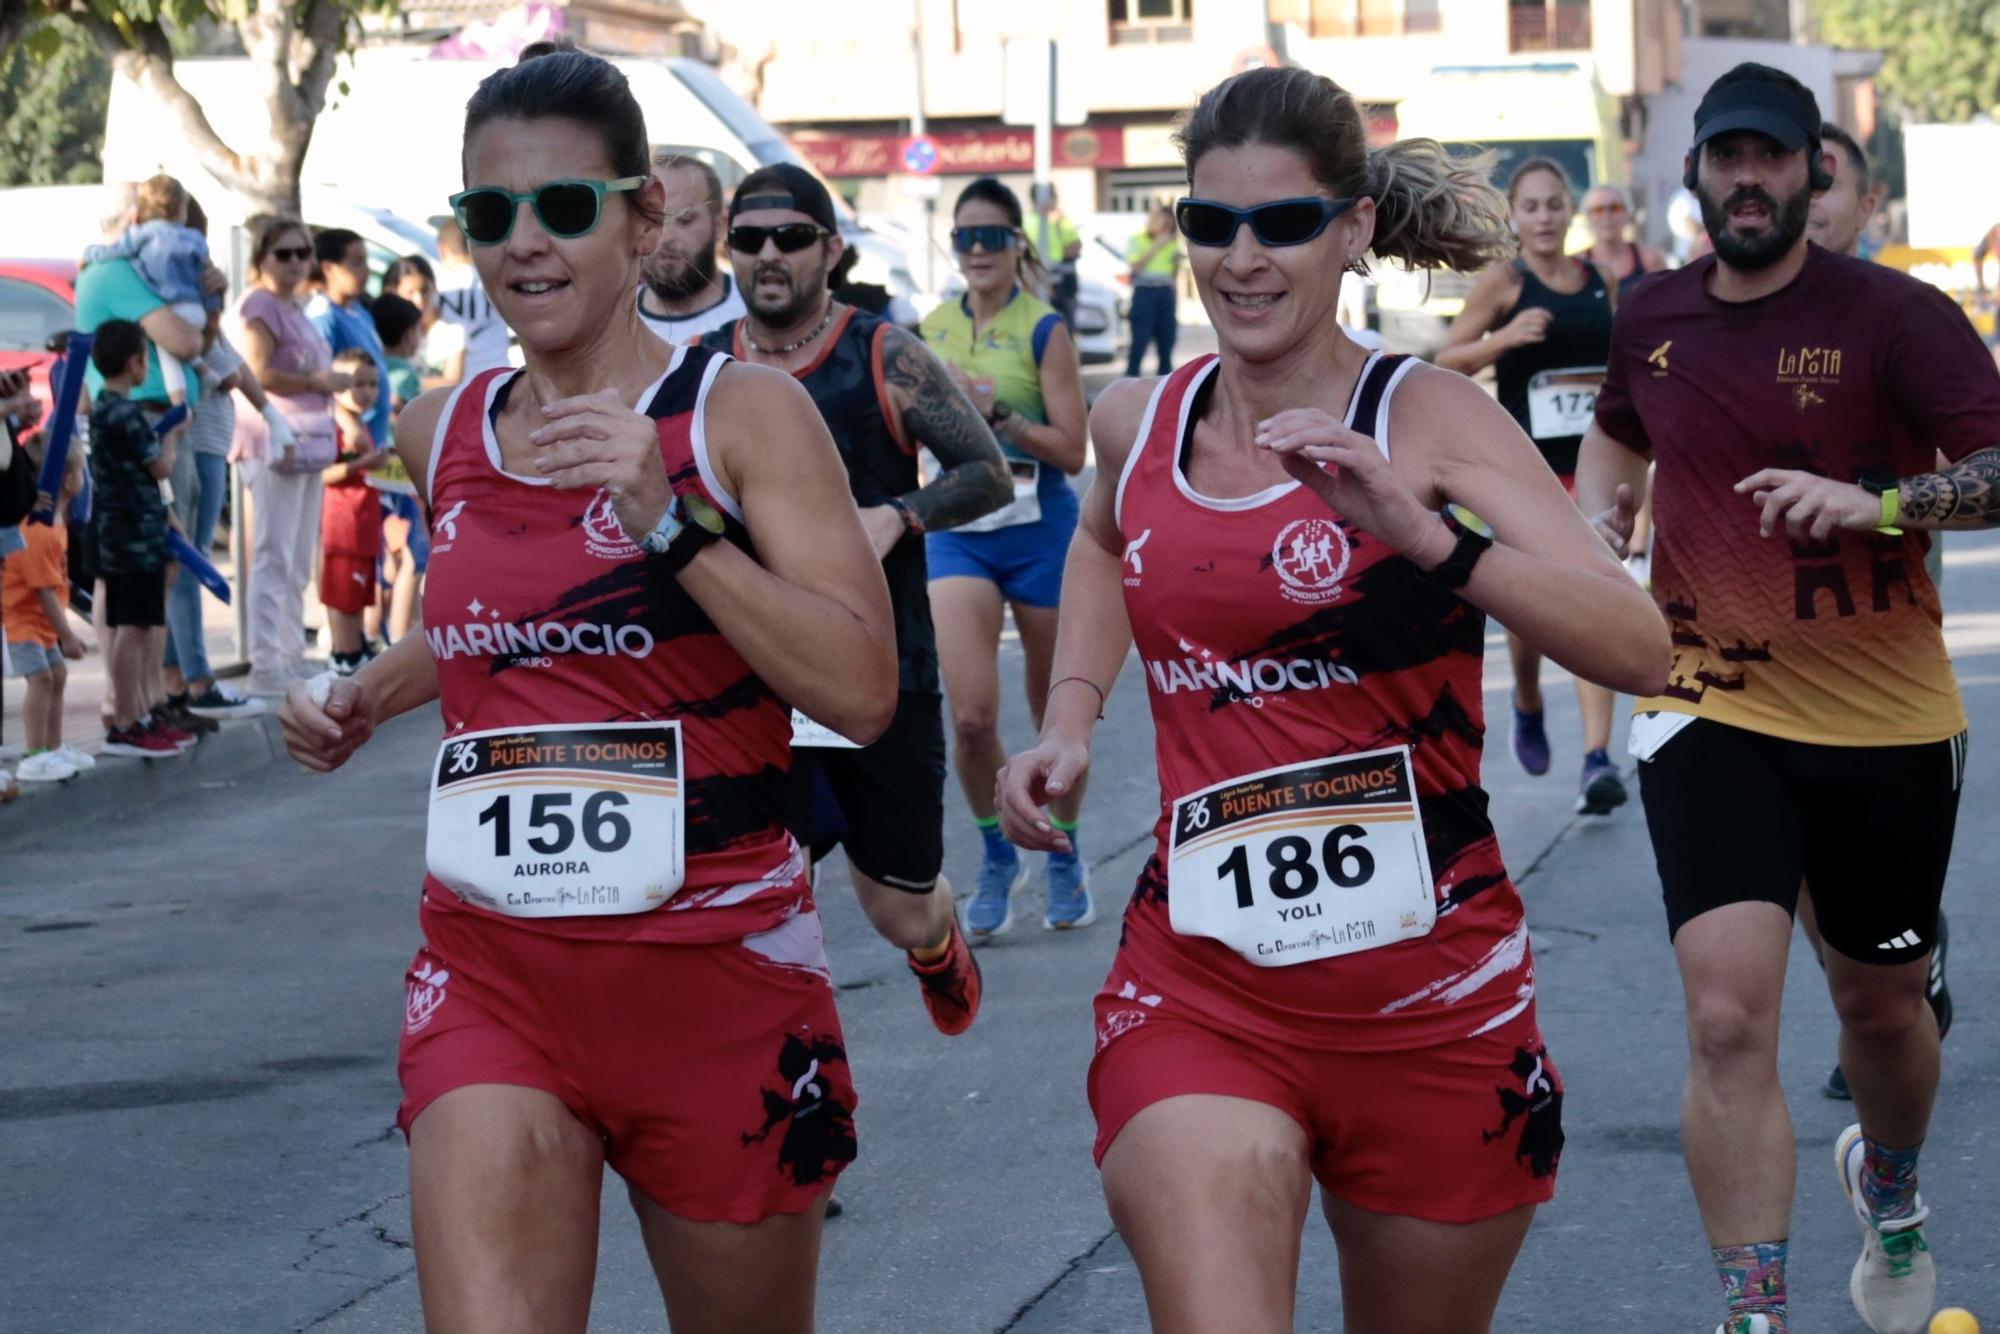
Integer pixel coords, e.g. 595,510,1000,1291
1895,448,2000,528
879,326,1011,535
1735,447,2000,540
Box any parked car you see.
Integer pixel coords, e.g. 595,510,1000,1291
0,259,79,442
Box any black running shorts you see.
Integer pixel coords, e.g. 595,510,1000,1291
786,690,946,893
1637,717,1967,964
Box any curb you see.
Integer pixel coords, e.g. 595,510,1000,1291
2,712,288,844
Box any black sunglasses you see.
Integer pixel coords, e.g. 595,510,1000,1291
448,177,646,246
268,246,312,263
1174,196,1357,248
727,223,829,255
951,225,1018,254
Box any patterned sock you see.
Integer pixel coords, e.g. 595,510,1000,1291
1048,815,1081,865
974,815,1015,866
1713,1240,1788,1332
1861,1137,1922,1222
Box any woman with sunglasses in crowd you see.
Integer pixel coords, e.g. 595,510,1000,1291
234,216,348,697
280,43,896,1334
999,66,1667,1334
919,177,1093,937
1580,183,1668,298
1439,158,1629,817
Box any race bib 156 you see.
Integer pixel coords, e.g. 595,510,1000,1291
426,722,683,917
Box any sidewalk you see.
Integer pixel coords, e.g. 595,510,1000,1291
2,550,292,836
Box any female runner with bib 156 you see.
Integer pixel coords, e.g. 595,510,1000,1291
999,65,1669,1334
279,45,896,1334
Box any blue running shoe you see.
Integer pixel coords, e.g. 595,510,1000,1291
1576,749,1628,815
1512,706,1551,777
966,856,1026,939
1044,855,1095,930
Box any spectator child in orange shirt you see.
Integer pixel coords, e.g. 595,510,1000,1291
319,348,389,676
3,444,91,781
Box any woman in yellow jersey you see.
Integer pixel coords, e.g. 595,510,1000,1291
920,177,1092,937
1125,203,1182,375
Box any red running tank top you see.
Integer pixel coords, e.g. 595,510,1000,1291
419,345,801,943
1112,352,1533,1051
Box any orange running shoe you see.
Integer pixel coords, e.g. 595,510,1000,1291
908,919,983,1036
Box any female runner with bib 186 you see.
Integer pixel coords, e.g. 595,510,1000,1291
279,43,896,1334
998,65,1669,1334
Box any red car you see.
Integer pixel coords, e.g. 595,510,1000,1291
0,259,79,442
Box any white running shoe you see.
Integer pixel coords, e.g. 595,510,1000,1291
15,751,78,783
1836,1122,1935,1334
55,743,96,772
1714,1317,1774,1334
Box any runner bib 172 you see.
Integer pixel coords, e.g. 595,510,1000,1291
1167,746,1436,967
426,721,684,917
1526,365,1605,441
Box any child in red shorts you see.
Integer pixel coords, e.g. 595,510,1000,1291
318,348,388,676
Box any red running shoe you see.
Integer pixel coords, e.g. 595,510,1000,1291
908,919,983,1036
145,716,198,751
103,723,182,758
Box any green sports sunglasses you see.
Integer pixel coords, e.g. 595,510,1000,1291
448,176,648,245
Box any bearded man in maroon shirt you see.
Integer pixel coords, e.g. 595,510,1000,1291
1578,62,2000,1334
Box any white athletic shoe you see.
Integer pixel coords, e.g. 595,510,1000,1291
15,751,78,783
1836,1122,1935,1334
55,743,97,772
1714,1317,1775,1334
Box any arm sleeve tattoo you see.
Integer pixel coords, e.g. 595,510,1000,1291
1897,447,2000,529
880,327,1012,532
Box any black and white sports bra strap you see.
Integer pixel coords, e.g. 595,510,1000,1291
1350,353,1412,441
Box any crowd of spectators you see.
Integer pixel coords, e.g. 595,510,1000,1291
0,174,488,798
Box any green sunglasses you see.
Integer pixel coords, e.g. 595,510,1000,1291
448,176,647,245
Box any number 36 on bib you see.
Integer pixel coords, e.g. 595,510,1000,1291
1168,746,1436,967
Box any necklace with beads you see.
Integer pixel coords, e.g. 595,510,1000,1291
743,302,836,356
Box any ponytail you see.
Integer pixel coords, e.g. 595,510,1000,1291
1362,139,1511,274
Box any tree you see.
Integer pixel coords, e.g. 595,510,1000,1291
0,0,391,217
0,16,109,186
1812,0,2000,124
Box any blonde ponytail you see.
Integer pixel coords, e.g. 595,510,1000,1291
1362,139,1511,274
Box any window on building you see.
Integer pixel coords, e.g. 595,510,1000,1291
1110,0,1194,43
1508,0,1591,51
1267,0,1441,36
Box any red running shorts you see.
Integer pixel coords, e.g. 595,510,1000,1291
1088,957,1563,1225
398,893,857,1224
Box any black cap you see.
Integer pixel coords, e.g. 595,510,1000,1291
729,163,839,232
1691,63,1823,154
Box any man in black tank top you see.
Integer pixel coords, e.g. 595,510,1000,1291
703,165,1012,1037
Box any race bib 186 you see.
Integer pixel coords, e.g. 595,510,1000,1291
1526,365,1605,441
1167,746,1436,967
425,722,683,917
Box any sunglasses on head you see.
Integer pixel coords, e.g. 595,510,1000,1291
726,222,829,254
1175,195,1357,248
951,224,1018,254
448,177,647,246
268,245,312,263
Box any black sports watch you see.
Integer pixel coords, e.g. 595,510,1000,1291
643,491,727,575
1418,508,1492,592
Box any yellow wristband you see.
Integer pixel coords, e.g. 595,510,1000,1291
1877,486,1902,535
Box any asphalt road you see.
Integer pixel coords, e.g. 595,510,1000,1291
4,527,1995,1334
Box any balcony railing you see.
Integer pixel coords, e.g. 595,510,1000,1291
1509,2,1592,50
